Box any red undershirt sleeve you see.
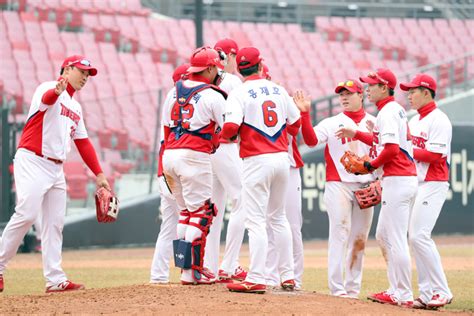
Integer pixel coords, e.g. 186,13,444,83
370,143,399,168
354,130,374,146
300,111,318,147
413,148,443,163
287,118,300,136
41,89,59,105
74,138,103,176
221,122,240,140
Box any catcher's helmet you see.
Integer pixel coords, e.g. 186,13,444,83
187,47,223,73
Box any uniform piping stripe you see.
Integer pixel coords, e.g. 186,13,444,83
242,122,287,142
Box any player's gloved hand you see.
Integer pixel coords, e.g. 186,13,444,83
95,187,120,223
355,180,382,209
55,78,68,95
340,151,374,175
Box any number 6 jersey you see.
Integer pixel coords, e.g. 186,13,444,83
224,75,300,158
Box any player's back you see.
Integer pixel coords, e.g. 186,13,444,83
162,79,226,154
226,77,299,158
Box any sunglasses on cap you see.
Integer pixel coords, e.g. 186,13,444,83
367,72,388,85
338,80,355,87
67,59,92,67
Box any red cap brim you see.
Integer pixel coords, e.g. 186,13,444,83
335,86,360,94
399,82,419,91
76,64,98,76
359,76,379,85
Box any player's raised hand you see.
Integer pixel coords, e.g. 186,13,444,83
366,120,375,133
335,127,356,139
96,173,111,191
55,78,68,96
293,90,312,112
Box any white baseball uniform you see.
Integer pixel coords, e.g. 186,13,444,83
372,97,418,302
150,108,180,283
205,72,244,276
313,111,376,297
0,80,88,287
265,131,305,289
161,79,225,283
225,75,300,285
408,104,453,304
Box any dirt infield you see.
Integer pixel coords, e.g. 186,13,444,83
0,283,470,315
0,235,472,314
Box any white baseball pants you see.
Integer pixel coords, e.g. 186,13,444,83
376,176,418,302
324,181,374,297
243,152,294,285
0,149,68,287
409,181,452,303
150,176,179,283
205,143,243,275
162,149,213,282
266,167,304,288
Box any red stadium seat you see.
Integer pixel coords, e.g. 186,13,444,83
63,161,89,200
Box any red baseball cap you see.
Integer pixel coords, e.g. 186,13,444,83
236,47,262,70
214,38,239,55
61,55,97,76
400,73,437,92
172,63,190,83
262,63,271,80
335,79,363,94
360,68,396,89
187,47,222,73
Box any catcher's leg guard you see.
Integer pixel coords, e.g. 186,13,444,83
174,209,192,268
177,209,190,239
187,200,218,282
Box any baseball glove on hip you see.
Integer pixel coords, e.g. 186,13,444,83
340,151,372,175
355,180,382,209
95,187,120,223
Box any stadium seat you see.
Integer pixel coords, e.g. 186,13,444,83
63,161,89,200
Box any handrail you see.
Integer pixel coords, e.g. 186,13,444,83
311,52,474,123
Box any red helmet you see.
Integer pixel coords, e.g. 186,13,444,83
172,63,190,83
187,47,222,73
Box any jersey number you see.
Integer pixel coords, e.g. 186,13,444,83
171,103,195,129
262,101,278,127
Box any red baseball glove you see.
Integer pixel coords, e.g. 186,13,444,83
95,187,119,223
340,151,372,175
355,180,382,209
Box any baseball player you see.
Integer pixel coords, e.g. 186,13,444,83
161,47,226,285
217,61,272,284
222,47,300,293
264,78,314,290
401,74,453,309
294,81,376,297
205,39,246,280
336,68,417,306
150,64,189,284
0,56,110,293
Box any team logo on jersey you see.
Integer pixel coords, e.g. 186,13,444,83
178,97,186,103
412,136,427,149
60,103,80,125
423,201,428,205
